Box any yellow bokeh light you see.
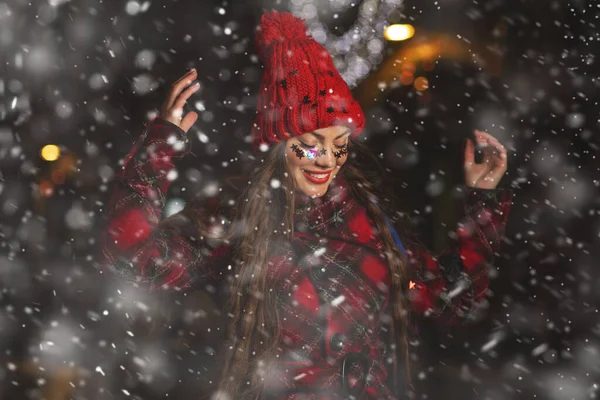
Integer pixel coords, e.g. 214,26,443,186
384,24,415,41
41,144,60,161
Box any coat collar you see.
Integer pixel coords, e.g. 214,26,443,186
294,175,351,232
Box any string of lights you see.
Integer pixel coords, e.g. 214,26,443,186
288,0,405,87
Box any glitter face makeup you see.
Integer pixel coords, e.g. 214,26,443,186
291,143,305,159
290,144,330,160
333,147,348,159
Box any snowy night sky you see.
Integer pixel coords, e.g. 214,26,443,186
0,0,599,399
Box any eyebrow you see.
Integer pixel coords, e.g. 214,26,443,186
308,129,351,140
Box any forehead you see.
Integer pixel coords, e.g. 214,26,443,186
298,125,349,141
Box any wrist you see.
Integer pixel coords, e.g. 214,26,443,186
143,117,191,157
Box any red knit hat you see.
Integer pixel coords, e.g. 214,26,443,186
251,11,365,149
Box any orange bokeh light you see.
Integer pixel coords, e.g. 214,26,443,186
401,62,416,73
400,71,414,85
39,181,54,197
414,76,429,91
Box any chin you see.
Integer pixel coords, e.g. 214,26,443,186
309,188,327,197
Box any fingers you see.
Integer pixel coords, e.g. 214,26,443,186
167,69,197,108
165,82,200,128
172,81,200,112
160,69,201,132
474,130,488,146
465,130,509,189
474,130,507,159
486,163,507,183
180,111,199,133
161,69,198,118
464,138,475,167
485,139,507,164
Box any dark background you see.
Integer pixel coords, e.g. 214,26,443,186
1,0,599,399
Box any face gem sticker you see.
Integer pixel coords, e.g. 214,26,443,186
306,148,318,160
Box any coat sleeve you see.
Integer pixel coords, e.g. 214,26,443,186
101,117,231,291
407,187,513,324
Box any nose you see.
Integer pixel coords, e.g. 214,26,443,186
315,147,336,169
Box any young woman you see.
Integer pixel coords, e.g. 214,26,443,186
102,11,512,400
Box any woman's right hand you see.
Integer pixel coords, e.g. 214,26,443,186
159,68,200,133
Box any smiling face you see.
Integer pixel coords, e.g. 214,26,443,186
285,125,351,197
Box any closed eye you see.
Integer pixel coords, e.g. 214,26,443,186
299,141,316,149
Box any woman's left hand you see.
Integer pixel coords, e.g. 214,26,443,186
464,130,508,189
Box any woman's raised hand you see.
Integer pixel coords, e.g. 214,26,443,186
159,68,200,133
464,130,508,189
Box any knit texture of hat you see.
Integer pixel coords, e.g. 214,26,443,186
251,11,365,149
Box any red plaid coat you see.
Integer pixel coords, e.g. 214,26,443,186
102,118,513,399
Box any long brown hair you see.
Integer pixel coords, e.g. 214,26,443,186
170,138,413,399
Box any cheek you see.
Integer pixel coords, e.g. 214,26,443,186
285,148,309,168
335,156,348,169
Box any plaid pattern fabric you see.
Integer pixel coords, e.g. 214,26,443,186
102,117,230,290
262,180,397,399
407,187,513,325
102,118,513,399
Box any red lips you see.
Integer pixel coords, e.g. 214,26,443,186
302,169,332,184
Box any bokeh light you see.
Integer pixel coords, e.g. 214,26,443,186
40,144,60,161
414,76,429,91
384,24,415,41
290,0,405,87
400,71,414,85
39,180,54,197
